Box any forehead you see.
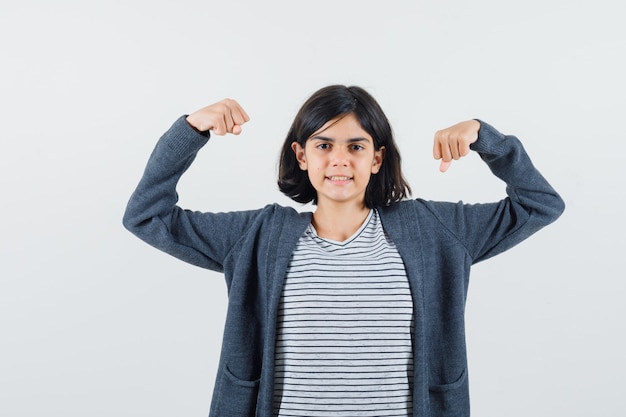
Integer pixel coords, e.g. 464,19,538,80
309,114,372,142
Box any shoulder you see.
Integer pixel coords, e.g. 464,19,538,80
259,203,312,228
264,203,311,217
200,203,311,229
379,198,456,217
378,198,465,232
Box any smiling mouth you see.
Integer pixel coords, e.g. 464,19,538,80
327,176,352,181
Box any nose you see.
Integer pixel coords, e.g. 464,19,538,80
331,147,349,166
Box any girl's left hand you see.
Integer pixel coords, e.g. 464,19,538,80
433,119,481,172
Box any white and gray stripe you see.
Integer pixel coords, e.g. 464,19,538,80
273,209,414,417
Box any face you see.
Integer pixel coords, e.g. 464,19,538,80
291,113,385,209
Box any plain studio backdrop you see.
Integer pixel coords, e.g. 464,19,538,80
1,1,624,416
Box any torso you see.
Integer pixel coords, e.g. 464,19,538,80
273,209,414,417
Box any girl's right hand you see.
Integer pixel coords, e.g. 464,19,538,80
185,99,250,136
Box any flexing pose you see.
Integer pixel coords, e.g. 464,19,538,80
123,85,564,417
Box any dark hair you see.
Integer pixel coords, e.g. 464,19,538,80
278,85,411,208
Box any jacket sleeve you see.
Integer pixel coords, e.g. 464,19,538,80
122,116,263,271
424,120,565,264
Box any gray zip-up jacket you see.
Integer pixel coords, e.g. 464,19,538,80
123,116,564,417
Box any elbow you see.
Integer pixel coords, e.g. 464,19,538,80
122,213,137,236
122,206,147,236
523,191,565,229
542,192,566,224
122,211,135,233
551,192,566,220
555,195,566,218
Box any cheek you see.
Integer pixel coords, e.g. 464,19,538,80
311,166,324,178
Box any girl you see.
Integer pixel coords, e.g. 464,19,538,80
123,85,564,417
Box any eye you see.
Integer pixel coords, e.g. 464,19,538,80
316,143,330,150
351,144,364,151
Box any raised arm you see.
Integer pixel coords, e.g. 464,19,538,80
122,100,256,271
426,120,565,263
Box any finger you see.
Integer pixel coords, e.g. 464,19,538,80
231,111,247,128
440,141,453,163
228,108,249,133
212,114,227,135
242,108,250,122
233,104,250,124
439,160,451,173
449,139,461,160
433,140,442,160
224,99,250,127
459,142,471,157
222,107,236,133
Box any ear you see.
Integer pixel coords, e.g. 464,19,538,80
371,146,385,174
291,141,308,170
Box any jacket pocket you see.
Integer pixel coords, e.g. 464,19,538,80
428,368,470,416
212,364,261,417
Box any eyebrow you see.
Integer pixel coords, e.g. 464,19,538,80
311,135,371,143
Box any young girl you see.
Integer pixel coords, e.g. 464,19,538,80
123,85,564,417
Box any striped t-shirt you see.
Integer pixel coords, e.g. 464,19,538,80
273,209,414,417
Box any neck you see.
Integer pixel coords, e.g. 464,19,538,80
312,201,371,241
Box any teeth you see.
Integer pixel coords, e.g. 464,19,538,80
329,176,350,181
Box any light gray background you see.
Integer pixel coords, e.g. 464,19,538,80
1,1,624,416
